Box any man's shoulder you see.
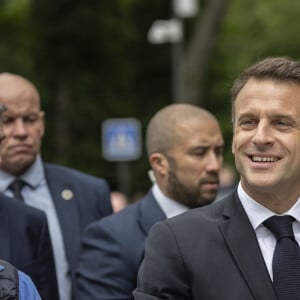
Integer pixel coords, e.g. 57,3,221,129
88,199,142,232
86,192,163,241
82,199,150,259
99,190,160,226
43,162,107,185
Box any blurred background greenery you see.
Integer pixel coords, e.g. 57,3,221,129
1,0,299,201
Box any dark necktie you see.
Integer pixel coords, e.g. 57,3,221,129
8,179,26,201
263,215,300,300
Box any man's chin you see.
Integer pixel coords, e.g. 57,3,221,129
1,156,35,175
204,188,218,197
190,198,214,209
198,193,218,206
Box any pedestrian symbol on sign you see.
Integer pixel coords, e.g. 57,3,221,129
102,118,142,161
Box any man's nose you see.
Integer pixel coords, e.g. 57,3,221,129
12,119,27,136
206,151,222,172
252,121,273,145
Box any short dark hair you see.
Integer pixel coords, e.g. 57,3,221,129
146,104,216,156
231,57,300,101
231,56,300,122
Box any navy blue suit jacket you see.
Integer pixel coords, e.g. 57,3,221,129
44,163,113,298
76,190,166,300
134,191,278,300
0,193,59,300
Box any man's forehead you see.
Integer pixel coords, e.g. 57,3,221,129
0,75,40,101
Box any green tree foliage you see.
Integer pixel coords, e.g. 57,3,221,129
2,0,300,198
0,0,34,75
29,0,171,197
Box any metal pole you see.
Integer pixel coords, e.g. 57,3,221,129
171,37,184,102
117,161,131,197
171,2,184,103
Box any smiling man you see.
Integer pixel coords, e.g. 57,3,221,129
134,57,300,300
232,76,300,211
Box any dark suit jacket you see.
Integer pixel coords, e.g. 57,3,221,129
0,193,59,300
76,190,166,300
134,190,278,300
43,163,113,298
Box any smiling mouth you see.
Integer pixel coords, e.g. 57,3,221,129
250,156,280,162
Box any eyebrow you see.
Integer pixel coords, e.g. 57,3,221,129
190,144,225,150
236,112,256,121
2,111,40,116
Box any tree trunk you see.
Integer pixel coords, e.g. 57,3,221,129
184,0,229,105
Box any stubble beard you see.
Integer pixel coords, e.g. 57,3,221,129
166,165,216,209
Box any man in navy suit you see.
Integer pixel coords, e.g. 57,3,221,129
0,104,58,300
134,57,300,300
0,73,113,300
76,104,224,299
0,196,59,300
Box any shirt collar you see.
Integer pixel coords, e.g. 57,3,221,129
152,183,189,218
238,181,300,230
0,155,45,190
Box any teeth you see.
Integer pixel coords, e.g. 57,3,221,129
252,156,278,162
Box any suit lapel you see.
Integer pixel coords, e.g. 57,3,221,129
0,195,11,261
137,190,166,235
219,193,277,300
44,165,81,270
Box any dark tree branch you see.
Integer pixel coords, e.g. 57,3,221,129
184,0,229,104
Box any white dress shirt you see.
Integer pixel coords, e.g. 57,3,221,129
0,155,71,300
238,182,300,280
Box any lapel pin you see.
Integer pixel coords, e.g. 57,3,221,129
61,189,74,200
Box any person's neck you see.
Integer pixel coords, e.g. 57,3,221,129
242,183,300,214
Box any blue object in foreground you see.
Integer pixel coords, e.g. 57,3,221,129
18,271,41,300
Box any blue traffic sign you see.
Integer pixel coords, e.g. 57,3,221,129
102,118,142,161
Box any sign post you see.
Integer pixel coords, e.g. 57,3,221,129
147,0,199,102
102,118,142,196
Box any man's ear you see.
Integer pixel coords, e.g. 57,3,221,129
232,136,236,155
39,111,45,137
149,153,169,177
